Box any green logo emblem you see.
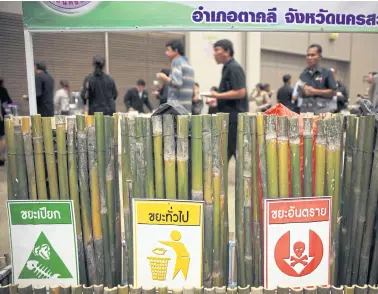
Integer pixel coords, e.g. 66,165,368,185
19,232,72,279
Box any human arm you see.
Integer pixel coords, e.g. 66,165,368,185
80,76,89,102
144,92,153,111
112,80,118,100
211,67,246,100
303,70,337,98
35,75,43,101
124,89,134,111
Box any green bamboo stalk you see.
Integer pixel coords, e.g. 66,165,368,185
5,118,17,199
163,114,176,199
22,117,37,200
177,115,189,200
66,117,87,285
303,115,313,198
152,116,164,199
191,115,203,201
352,115,375,284
88,122,105,285
56,116,69,200
42,117,59,199
105,115,116,286
202,114,213,288
277,116,289,198
257,114,268,200
236,113,246,286
367,129,378,284
288,117,301,198
14,124,28,199
250,114,262,286
144,116,155,199
266,115,278,198
76,115,96,285
95,112,112,287
243,115,253,286
128,116,138,198
135,116,146,198
315,119,326,196
339,115,357,283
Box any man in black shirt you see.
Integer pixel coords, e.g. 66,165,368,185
277,74,297,112
124,79,153,113
330,68,348,112
35,61,55,117
207,39,248,161
298,44,337,114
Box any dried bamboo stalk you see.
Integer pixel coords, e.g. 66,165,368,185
289,117,301,197
163,115,176,199
135,116,146,198
56,116,69,200
144,116,155,199
5,118,17,199
277,116,289,198
315,119,326,196
14,124,28,199
191,115,203,201
152,116,164,199
303,115,313,198
22,117,37,200
266,115,278,198
177,115,189,200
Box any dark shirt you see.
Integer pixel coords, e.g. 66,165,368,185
299,67,337,100
157,84,169,105
124,87,153,113
217,58,248,122
35,71,55,117
336,81,348,111
277,84,294,108
0,86,12,116
80,71,118,116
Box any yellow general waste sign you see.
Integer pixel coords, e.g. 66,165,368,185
133,199,204,288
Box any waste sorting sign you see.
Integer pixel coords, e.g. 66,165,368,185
264,197,331,289
7,200,79,286
133,199,204,288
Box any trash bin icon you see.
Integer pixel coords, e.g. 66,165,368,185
147,248,171,281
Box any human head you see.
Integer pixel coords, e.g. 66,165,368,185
283,74,291,85
264,83,271,92
256,83,265,92
136,79,146,92
160,68,171,77
165,40,184,61
60,80,69,89
213,39,234,64
93,55,105,75
367,71,377,84
35,61,47,74
194,82,200,95
306,44,322,68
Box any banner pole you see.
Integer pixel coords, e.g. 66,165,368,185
23,29,37,115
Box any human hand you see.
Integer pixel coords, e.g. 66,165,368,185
207,98,217,107
303,85,316,96
129,107,135,112
152,90,159,96
156,73,168,81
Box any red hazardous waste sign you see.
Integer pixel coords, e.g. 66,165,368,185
264,197,331,289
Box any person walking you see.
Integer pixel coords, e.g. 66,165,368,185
124,79,153,113
35,61,55,117
157,39,195,113
54,80,71,115
0,78,12,165
207,39,248,161
277,74,297,112
298,44,337,114
80,55,118,116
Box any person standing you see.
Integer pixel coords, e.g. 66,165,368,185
0,78,12,165
153,69,170,106
157,39,195,113
192,82,204,115
298,44,337,114
35,61,54,117
367,71,378,109
80,55,118,116
54,80,71,115
277,74,297,111
330,68,349,112
249,83,271,113
207,39,248,161
124,79,153,113
208,86,219,114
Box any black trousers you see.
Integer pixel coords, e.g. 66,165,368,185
228,121,237,161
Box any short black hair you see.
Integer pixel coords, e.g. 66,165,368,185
308,44,322,56
256,83,265,91
137,79,146,86
213,39,234,57
160,68,171,76
166,39,185,56
283,74,291,83
194,82,199,87
60,80,69,88
369,71,377,76
35,61,47,71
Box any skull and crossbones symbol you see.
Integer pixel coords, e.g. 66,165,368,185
290,241,308,267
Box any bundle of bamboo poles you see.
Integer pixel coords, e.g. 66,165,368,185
5,112,230,288
235,112,345,287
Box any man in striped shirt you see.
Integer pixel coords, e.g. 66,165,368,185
157,39,195,113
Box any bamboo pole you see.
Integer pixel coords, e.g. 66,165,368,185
67,117,87,285
177,115,189,200
14,124,28,199
315,118,326,196
277,116,289,198
266,115,278,198
251,114,262,286
163,115,176,199
212,114,222,286
352,115,375,284
303,115,313,198
236,113,246,286
202,114,213,288
5,118,17,199
128,116,137,198
135,116,146,198
257,113,268,200
94,112,112,287
144,116,155,199
243,115,253,286
76,115,96,285
105,115,116,285
88,122,105,285
288,117,301,197
42,117,59,199
56,116,69,200
22,117,37,200
191,115,203,201
152,116,164,199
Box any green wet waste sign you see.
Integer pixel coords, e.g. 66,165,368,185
7,200,79,286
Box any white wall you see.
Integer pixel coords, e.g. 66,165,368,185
0,1,22,14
